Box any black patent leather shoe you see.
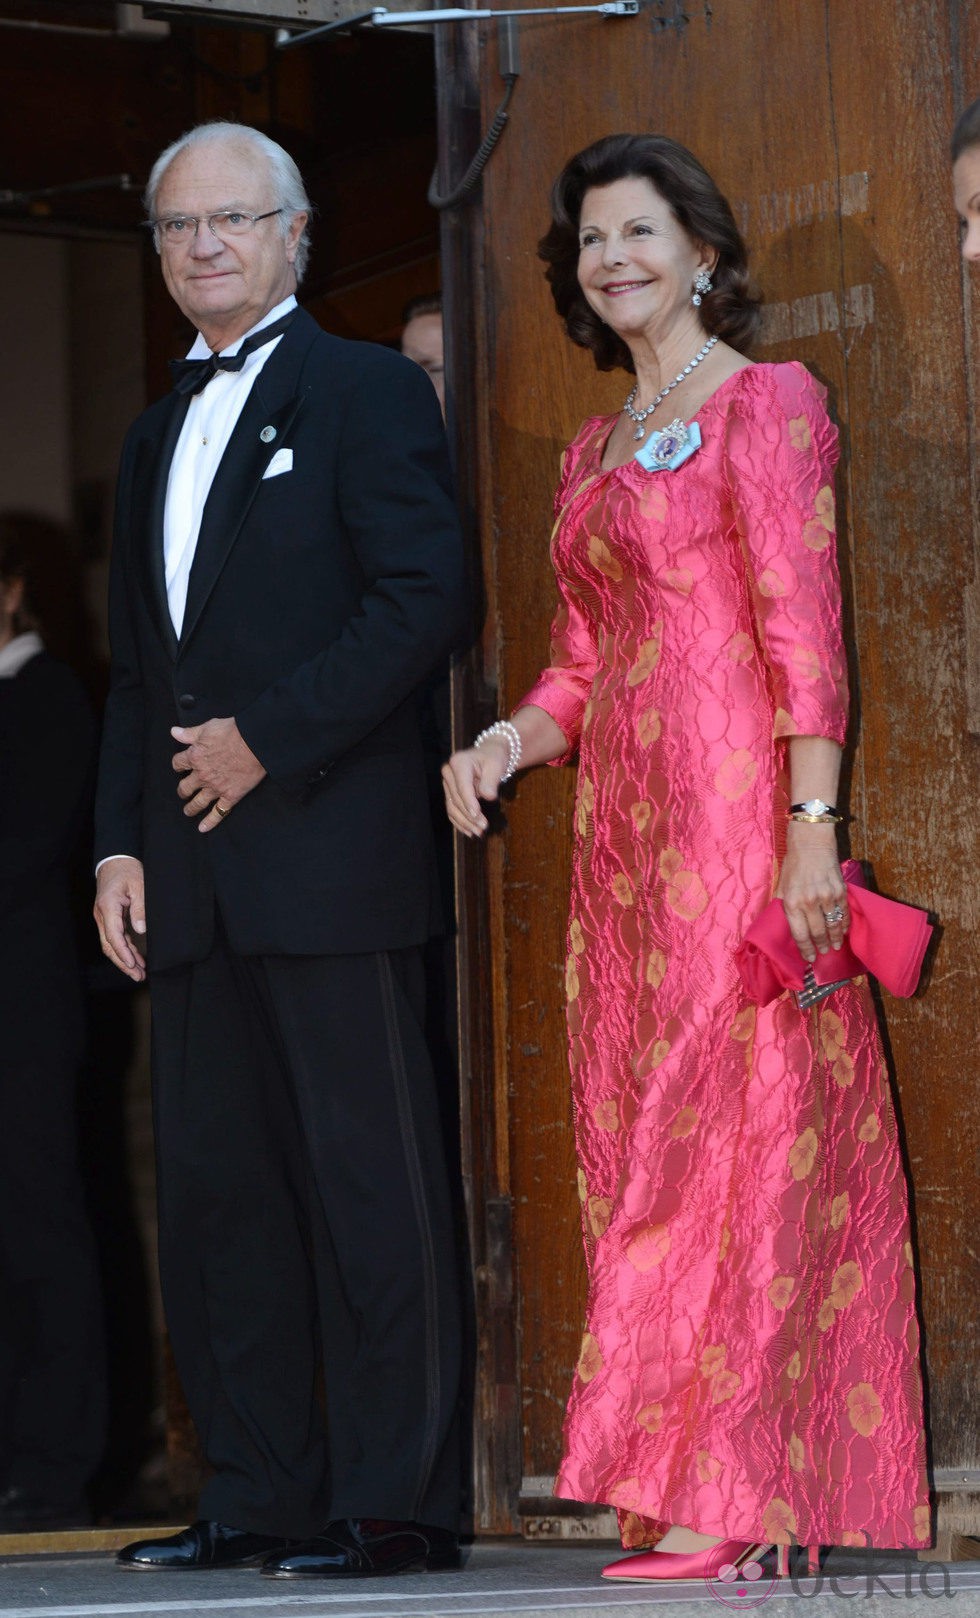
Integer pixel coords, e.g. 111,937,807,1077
262,1517,461,1579
117,1519,296,1570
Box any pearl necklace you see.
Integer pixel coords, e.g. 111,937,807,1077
623,335,718,441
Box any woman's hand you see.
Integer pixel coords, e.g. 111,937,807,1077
442,705,570,835
442,737,511,837
776,822,849,963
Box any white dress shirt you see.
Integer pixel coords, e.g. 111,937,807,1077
164,293,297,636
0,630,43,679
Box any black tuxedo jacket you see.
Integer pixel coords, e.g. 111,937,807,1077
95,308,466,970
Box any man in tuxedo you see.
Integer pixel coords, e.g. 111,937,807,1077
94,122,465,1579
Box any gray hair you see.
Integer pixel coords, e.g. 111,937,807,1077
144,121,312,283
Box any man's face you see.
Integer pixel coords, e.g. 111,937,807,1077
0,577,23,650
400,312,445,415
153,139,307,347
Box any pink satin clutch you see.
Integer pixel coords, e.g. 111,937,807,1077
735,859,933,1007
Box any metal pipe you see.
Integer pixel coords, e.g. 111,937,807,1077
371,1,637,16
275,0,636,41
0,175,136,207
275,13,375,46
0,17,119,38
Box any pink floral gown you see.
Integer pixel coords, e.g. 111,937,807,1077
520,362,929,1552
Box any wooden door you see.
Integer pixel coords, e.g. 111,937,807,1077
441,0,980,1544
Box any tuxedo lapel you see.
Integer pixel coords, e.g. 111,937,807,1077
178,328,311,653
135,394,189,659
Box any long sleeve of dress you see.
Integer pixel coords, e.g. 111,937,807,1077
519,434,602,761
723,362,849,745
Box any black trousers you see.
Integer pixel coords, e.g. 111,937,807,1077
149,932,462,1538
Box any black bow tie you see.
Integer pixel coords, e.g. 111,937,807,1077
169,309,297,396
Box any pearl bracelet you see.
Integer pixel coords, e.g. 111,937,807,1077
473,720,522,782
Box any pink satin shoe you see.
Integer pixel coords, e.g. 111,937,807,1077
601,1539,806,1583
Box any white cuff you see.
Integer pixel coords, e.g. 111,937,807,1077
95,854,137,877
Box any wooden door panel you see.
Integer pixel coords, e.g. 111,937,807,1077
827,0,980,1480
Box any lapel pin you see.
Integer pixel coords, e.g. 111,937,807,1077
260,425,277,443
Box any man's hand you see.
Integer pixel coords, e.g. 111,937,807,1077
94,856,147,983
171,716,267,833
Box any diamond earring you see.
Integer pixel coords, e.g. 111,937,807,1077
692,269,713,307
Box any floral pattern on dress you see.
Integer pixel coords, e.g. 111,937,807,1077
520,363,929,1550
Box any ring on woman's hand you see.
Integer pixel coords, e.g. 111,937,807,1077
214,803,229,819
823,904,845,925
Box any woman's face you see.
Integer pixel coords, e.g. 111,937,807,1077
576,176,712,348
954,145,980,266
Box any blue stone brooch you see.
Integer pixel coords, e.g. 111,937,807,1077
634,418,701,473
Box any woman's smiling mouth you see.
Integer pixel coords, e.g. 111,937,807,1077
601,278,651,295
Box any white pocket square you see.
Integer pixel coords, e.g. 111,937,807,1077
262,447,293,479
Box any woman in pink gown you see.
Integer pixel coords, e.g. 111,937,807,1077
443,134,929,1580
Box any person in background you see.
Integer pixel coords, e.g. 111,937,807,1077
400,290,457,1065
400,293,446,416
953,95,980,265
0,520,106,1530
94,122,466,1579
443,132,929,1584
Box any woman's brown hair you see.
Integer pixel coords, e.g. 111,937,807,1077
952,96,980,161
538,133,761,372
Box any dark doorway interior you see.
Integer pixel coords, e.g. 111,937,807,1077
0,0,445,1540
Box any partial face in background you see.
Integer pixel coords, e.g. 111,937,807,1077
954,146,980,267
401,311,446,416
153,138,307,346
576,176,712,349
0,576,24,650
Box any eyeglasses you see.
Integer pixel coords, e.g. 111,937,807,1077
146,208,284,245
